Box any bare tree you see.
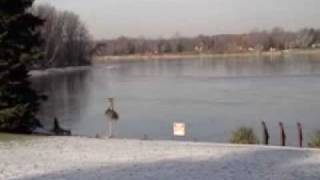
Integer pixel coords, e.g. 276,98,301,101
33,4,92,69
296,28,317,48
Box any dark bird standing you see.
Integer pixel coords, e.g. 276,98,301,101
105,98,119,138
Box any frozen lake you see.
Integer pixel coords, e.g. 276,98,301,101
31,54,320,146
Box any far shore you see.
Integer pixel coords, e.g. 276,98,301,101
94,48,320,62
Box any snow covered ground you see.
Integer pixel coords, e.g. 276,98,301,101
0,136,320,180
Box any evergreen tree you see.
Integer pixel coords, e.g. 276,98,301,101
0,0,45,132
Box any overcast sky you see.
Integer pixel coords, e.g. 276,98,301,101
35,0,320,39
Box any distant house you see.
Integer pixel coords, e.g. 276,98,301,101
248,45,264,52
311,43,320,48
269,47,277,52
248,47,255,52
194,45,204,53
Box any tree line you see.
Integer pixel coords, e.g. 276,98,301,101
95,28,320,56
32,4,93,69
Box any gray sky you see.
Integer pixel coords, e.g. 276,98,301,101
35,0,320,39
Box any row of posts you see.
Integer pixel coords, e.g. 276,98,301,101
262,121,303,147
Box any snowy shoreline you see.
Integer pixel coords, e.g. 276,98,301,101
1,136,320,180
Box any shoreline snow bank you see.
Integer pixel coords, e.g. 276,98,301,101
0,137,320,180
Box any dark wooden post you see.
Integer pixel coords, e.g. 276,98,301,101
261,121,270,145
297,122,303,147
279,122,286,146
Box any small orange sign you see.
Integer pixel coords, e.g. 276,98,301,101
173,122,186,136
